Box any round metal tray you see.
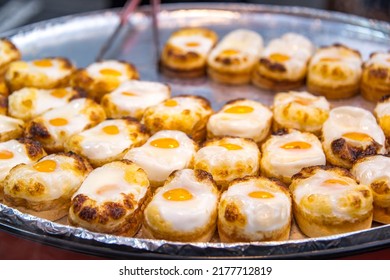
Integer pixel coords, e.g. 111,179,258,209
1,3,390,259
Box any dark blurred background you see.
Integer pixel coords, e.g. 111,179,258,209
0,0,389,33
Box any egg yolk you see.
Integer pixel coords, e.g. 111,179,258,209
150,138,180,149
219,143,243,150
342,132,372,142
49,118,68,126
163,188,193,201
249,191,274,199
51,89,68,98
0,150,14,160
186,42,200,47
270,53,290,62
164,99,178,107
122,91,137,97
280,141,312,150
322,179,349,187
294,98,313,106
224,105,254,114
102,125,120,135
22,100,33,108
33,160,57,172
99,68,122,76
33,59,53,67
220,49,239,56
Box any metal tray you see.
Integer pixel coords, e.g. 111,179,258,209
1,3,390,259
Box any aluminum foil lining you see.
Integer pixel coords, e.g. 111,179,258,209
1,3,390,258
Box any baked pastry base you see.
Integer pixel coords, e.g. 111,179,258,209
3,195,69,221
160,63,206,79
373,206,390,224
361,83,390,102
207,68,251,85
218,221,291,242
293,206,373,238
252,70,304,91
307,81,360,99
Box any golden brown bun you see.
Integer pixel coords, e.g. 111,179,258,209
195,136,261,190
207,29,263,85
142,95,213,142
361,52,390,102
3,196,72,221
143,169,218,242
207,98,272,145
0,138,47,201
260,128,326,184
293,208,373,238
160,28,218,79
218,176,291,242
24,98,106,153
0,76,9,97
322,106,386,169
252,68,305,91
100,80,171,120
323,139,382,169
307,44,362,99
71,60,139,102
0,115,24,142
251,33,313,90
69,160,151,237
8,87,86,121
307,81,360,100
5,57,75,92
352,155,390,224
290,166,373,238
64,117,149,167
272,91,330,135
0,38,21,76
3,152,92,221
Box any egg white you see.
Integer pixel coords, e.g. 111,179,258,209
263,33,313,79
86,60,133,82
77,119,134,160
293,169,371,219
72,163,148,204
8,87,75,120
221,180,291,232
0,140,35,181
145,169,218,232
169,34,215,56
41,98,90,141
108,80,170,116
0,115,24,134
322,106,386,152
208,29,263,71
4,153,85,201
207,99,272,142
352,155,390,187
123,130,196,182
262,130,326,178
375,100,390,118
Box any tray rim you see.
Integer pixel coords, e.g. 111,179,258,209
1,3,390,259
1,2,390,39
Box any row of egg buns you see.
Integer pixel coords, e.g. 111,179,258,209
2,81,390,177
0,120,388,242
160,28,390,102
0,38,389,242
